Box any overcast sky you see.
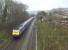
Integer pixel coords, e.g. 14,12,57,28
15,0,68,11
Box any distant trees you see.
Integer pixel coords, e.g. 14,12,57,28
37,8,68,24
37,11,47,21
37,11,46,17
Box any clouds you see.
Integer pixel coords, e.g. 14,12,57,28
16,0,68,11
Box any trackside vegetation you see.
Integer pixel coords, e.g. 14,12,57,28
37,20,68,50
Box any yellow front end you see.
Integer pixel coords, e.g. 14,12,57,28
12,32,20,36
12,30,20,36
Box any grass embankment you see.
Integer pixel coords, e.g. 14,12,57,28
37,20,68,50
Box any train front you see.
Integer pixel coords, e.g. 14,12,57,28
12,29,21,37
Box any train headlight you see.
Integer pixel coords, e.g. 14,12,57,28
12,30,20,36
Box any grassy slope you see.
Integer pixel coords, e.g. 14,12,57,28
0,29,17,49
37,20,68,50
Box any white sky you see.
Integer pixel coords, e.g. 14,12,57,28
15,0,68,11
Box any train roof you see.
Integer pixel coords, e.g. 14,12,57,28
13,17,34,30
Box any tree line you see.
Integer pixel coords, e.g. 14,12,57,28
0,0,30,30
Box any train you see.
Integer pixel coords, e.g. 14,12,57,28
12,17,34,37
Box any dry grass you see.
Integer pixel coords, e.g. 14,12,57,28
37,20,68,50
